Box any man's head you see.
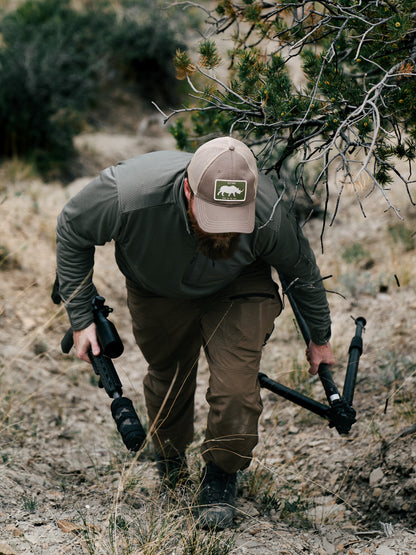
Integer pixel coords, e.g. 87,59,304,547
186,137,258,234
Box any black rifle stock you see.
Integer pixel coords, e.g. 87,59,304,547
56,290,146,452
258,277,366,434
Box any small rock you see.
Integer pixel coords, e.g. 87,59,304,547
12,528,23,538
0,541,17,555
375,547,396,555
369,467,384,486
244,505,260,518
284,450,294,461
322,536,336,554
57,519,81,533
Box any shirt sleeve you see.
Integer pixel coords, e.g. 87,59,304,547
258,205,331,345
56,167,121,330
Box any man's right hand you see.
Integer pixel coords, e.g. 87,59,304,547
73,322,100,363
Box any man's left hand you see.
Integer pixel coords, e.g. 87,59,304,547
306,341,335,375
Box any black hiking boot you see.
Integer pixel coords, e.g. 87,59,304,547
197,462,237,530
156,452,189,490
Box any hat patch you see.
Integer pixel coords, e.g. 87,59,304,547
214,179,247,202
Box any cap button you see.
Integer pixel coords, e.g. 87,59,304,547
229,145,235,151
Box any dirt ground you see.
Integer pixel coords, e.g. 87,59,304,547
0,110,416,554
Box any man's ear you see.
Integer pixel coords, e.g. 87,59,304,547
184,177,192,202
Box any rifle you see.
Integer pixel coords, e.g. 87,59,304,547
52,280,146,452
258,278,366,435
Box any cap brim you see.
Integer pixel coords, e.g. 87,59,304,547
194,196,255,233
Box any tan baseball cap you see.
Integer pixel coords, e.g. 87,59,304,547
187,136,258,233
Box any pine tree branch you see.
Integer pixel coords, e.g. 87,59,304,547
163,1,416,224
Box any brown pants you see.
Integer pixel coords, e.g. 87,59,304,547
126,261,282,473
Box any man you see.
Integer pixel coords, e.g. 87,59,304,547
56,136,334,529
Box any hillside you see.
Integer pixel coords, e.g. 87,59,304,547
0,117,415,554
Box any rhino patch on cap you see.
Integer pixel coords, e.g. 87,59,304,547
214,179,247,201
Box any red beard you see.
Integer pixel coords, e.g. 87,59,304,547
187,203,240,260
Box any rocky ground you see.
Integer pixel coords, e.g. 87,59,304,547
0,109,415,554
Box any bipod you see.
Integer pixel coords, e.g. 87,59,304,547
258,278,366,435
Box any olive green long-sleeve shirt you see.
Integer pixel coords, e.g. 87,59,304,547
56,150,331,343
